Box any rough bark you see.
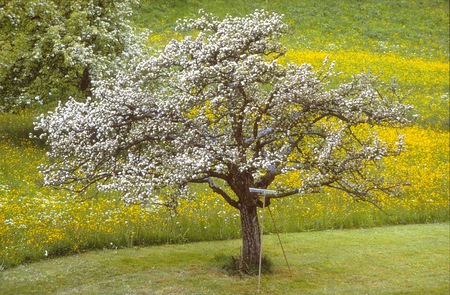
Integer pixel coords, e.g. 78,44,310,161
239,201,261,268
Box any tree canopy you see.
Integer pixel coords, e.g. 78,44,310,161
35,10,412,267
0,0,142,112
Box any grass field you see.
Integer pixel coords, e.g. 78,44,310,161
0,0,449,271
132,0,449,61
1,223,448,294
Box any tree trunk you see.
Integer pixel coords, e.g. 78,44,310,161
239,202,261,269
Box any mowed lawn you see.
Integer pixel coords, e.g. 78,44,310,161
1,223,448,295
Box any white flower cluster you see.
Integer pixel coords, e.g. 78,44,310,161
36,10,412,207
0,0,146,111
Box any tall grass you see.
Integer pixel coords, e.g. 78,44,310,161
132,0,449,61
1,0,448,270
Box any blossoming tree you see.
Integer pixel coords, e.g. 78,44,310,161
0,0,143,112
36,10,412,269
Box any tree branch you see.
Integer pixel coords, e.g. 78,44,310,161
191,177,239,209
266,188,301,200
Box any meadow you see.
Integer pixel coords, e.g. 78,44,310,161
0,0,449,270
2,224,449,294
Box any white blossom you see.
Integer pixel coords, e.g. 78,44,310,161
35,10,412,208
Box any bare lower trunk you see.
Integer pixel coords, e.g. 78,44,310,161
239,202,261,268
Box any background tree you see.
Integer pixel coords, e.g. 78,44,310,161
36,10,412,270
0,0,142,112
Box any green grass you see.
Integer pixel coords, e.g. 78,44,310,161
133,0,449,128
132,0,449,61
1,223,448,294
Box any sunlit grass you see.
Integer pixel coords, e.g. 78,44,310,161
133,0,449,61
1,224,448,294
283,49,449,127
